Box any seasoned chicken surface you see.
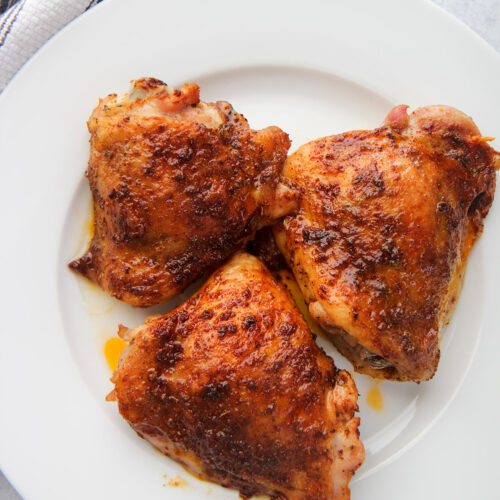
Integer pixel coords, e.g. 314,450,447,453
69,78,295,306
275,105,499,381
109,252,364,499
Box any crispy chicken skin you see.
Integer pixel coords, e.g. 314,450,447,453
275,105,499,382
109,252,364,499
69,78,295,307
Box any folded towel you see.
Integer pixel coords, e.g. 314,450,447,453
0,0,102,91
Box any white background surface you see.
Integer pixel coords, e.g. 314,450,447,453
0,0,499,499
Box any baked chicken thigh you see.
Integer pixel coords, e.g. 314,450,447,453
275,105,499,381
109,252,364,499
69,78,294,306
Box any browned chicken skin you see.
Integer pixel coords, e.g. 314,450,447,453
275,105,499,382
109,252,364,499
69,78,295,306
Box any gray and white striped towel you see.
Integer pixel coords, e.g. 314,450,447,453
0,0,102,91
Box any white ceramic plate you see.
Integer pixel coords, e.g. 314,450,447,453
0,0,499,499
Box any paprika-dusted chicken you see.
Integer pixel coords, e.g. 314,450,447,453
108,252,364,500
69,78,295,307
275,105,499,382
